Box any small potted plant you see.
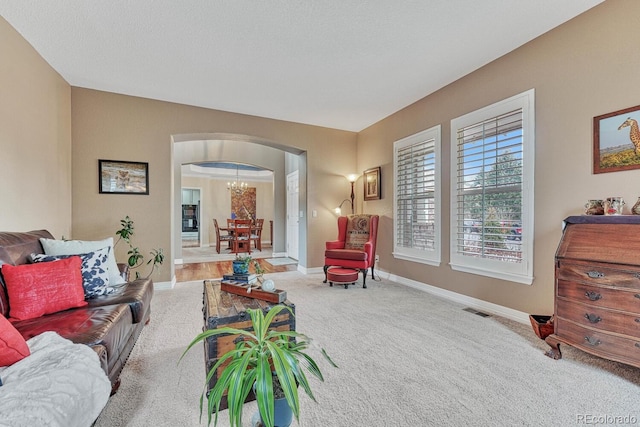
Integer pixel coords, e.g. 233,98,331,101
115,215,165,279
181,306,337,427
232,254,252,275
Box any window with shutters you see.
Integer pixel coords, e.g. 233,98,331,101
393,125,441,266
450,89,535,284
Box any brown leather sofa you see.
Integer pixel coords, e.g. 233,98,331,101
0,230,153,393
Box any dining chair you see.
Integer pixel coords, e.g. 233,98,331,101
231,219,252,254
251,218,264,251
213,219,233,254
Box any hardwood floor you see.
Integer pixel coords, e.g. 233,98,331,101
175,258,297,282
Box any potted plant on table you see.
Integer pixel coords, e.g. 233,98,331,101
232,254,252,275
181,306,337,427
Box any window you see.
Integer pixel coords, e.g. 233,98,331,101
450,89,534,284
393,125,441,266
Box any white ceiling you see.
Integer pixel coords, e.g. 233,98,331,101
1,1,603,132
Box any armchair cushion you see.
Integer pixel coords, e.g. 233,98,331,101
325,249,367,261
345,214,374,249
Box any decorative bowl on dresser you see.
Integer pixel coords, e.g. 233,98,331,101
545,215,640,368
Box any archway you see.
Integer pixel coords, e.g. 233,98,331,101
170,133,307,279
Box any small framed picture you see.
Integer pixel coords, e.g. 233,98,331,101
99,160,149,194
363,166,381,201
594,104,640,174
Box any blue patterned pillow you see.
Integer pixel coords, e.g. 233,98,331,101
30,247,114,299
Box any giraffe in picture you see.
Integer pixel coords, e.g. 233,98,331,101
618,117,640,156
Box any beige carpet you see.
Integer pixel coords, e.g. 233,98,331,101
95,272,640,426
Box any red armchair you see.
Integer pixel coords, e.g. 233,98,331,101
323,214,379,288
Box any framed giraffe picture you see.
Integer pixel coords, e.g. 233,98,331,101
594,104,640,174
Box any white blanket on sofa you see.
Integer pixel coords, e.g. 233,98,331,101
0,331,111,427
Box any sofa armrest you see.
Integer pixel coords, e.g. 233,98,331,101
87,278,153,324
117,263,129,282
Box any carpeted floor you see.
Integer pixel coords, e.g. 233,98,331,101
95,272,640,426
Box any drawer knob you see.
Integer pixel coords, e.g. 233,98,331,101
585,291,602,301
635,294,640,299
587,270,605,278
584,336,601,346
584,313,602,323
636,343,640,349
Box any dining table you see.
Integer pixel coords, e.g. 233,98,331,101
219,221,261,252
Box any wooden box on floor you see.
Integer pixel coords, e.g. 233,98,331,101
202,280,296,411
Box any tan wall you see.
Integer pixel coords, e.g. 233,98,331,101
357,0,640,314
71,88,357,282
0,17,72,236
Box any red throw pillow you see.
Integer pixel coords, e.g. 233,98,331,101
0,313,30,366
2,257,87,321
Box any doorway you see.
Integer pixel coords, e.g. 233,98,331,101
181,188,200,248
286,170,299,260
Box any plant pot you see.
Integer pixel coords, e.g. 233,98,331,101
251,384,293,427
529,314,554,340
232,259,249,274
251,398,293,427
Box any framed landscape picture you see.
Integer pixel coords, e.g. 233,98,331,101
99,160,149,194
363,166,381,201
594,104,640,174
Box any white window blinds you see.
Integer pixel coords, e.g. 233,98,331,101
394,125,441,265
454,109,523,264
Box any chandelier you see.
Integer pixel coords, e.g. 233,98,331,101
227,164,248,196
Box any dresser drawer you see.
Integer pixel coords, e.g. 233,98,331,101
557,261,640,290
557,279,640,312
556,299,640,338
556,318,640,366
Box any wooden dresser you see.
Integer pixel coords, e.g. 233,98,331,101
546,215,640,368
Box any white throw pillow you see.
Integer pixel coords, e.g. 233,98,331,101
39,237,126,285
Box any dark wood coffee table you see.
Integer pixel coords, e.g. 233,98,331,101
201,279,295,411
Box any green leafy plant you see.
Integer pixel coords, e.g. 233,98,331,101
181,306,337,427
234,253,252,270
115,215,165,279
252,260,265,283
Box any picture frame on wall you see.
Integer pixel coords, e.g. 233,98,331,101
593,104,640,174
99,159,149,194
363,166,381,201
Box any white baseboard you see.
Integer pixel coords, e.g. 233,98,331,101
154,276,176,291
304,266,325,274
376,269,530,324
272,252,288,257
174,258,183,265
